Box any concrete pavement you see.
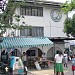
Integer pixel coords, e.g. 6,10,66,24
27,61,73,75
0,62,72,75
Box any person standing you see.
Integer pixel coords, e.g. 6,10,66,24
42,52,46,60
42,52,48,67
63,51,68,68
54,50,64,75
22,52,28,74
22,52,28,66
72,54,75,75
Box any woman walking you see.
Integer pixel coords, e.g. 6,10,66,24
54,50,64,75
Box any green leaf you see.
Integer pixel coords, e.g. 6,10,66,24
0,0,31,36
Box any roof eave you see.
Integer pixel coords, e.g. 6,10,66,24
13,0,62,6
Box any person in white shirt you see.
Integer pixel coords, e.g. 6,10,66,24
54,50,64,75
22,52,27,66
63,51,68,67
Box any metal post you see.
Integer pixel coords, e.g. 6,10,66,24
73,71,74,75
0,38,3,61
42,46,43,52
53,42,55,75
42,46,44,53
54,42,55,57
30,51,31,70
21,47,22,54
21,47,22,59
49,21,51,37
18,21,20,37
1,45,2,61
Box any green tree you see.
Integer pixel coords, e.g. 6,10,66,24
0,0,31,36
61,0,75,14
63,17,72,37
63,14,75,37
61,0,75,37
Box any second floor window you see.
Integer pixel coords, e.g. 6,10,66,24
20,27,44,37
20,6,43,17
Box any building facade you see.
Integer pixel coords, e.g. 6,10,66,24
7,0,67,38
5,0,67,60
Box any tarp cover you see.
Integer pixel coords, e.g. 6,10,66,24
0,37,53,48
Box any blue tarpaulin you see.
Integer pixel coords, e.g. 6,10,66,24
0,37,53,48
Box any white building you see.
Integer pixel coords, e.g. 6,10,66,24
3,0,67,60
6,0,67,38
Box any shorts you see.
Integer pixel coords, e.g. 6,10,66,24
55,63,63,72
23,61,27,66
72,65,75,71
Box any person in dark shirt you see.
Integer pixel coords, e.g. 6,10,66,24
1,49,8,64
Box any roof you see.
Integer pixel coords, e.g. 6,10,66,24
49,37,75,42
14,0,62,7
26,0,62,6
0,37,53,48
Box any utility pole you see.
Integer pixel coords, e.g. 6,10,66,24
49,21,51,38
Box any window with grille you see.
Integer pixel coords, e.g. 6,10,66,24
20,6,43,17
20,27,44,37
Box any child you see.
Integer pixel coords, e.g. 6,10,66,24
72,54,75,75
63,51,68,68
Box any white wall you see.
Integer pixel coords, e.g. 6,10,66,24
12,4,67,38
43,6,67,37
55,43,65,53
19,45,53,53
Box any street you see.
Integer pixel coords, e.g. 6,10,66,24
27,61,73,75
0,61,73,75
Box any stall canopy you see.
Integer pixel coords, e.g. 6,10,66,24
68,40,75,45
0,37,53,48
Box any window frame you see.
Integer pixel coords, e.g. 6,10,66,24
20,6,43,17
20,26,44,37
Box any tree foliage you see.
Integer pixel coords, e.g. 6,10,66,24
61,0,75,14
0,0,31,36
64,14,75,37
61,0,75,37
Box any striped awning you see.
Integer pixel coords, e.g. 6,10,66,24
0,37,53,48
